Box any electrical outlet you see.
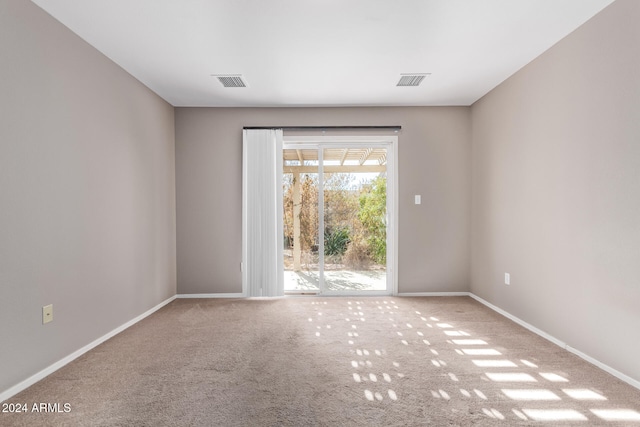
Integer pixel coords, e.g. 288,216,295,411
505,273,511,285
43,304,53,324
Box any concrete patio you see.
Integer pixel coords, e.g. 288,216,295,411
284,269,386,292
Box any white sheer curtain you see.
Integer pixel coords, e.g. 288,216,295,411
242,129,284,297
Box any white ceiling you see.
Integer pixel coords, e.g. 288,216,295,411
31,0,615,107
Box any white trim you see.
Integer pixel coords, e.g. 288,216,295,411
390,137,399,296
176,293,245,299
283,135,398,144
468,293,566,348
565,345,640,391
242,134,248,297
469,293,640,391
322,290,393,297
0,295,176,403
398,292,470,297
318,148,325,293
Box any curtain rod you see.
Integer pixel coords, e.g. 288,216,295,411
243,126,401,131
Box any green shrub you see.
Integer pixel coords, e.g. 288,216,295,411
324,227,350,256
358,176,386,264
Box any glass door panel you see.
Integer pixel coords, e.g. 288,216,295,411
283,151,320,292
322,147,387,292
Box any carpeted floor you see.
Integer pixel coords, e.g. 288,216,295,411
2,296,640,426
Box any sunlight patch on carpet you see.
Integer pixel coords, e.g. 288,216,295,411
444,330,470,336
539,372,568,382
462,348,501,356
452,339,488,345
522,409,588,421
562,389,607,400
472,359,517,368
502,389,561,401
482,408,505,420
590,409,640,421
486,372,537,382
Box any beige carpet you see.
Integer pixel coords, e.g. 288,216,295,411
2,296,640,426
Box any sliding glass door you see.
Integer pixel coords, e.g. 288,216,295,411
283,137,396,295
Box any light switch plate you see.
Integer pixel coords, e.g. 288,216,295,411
415,195,421,205
43,304,53,324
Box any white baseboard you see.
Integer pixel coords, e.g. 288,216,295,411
398,292,470,297
468,293,567,349
176,293,245,298
469,293,640,391
566,345,640,391
0,295,176,403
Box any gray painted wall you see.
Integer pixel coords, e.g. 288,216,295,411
175,107,471,294
471,0,640,382
0,1,176,393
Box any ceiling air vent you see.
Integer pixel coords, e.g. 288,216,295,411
396,73,430,87
214,74,247,88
